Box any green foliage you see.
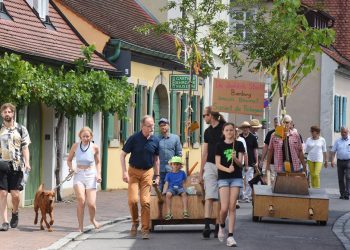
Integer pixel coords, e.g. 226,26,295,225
232,0,335,109
0,53,37,108
0,46,133,119
135,0,242,77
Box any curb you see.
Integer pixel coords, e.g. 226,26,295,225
39,216,131,250
332,211,350,250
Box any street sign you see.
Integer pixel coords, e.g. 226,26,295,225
170,74,198,91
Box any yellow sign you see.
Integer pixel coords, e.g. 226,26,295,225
212,78,265,116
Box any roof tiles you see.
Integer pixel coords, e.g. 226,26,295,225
59,0,176,56
0,0,116,71
302,0,350,66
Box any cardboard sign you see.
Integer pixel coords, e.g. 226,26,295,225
212,78,265,116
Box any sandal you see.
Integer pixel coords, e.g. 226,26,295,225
164,213,173,220
183,211,190,219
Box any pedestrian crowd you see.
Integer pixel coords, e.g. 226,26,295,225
0,103,349,249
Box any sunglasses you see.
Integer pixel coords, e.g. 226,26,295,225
202,114,209,118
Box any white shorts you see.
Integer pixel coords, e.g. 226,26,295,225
203,162,218,200
73,168,97,189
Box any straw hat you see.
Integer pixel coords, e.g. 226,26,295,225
250,119,262,128
239,121,251,128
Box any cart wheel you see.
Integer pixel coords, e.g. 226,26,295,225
252,216,260,222
318,220,327,226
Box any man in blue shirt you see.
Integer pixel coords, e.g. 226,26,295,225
331,127,350,200
120,115,160,239
157,118,182,192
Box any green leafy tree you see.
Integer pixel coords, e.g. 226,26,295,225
136,0,242,167
0,47,133,200
232,0,335,115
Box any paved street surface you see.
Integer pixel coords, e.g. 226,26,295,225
1,166,350,250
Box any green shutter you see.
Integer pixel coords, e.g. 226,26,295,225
342,97,347,127
121,117,129,142
134,85,142,132
334,95,340,132
181,93,188,143
170,90,177,134
67,117,76,152
191,95,197,143
147,88,151,115
86,113,93,130
107,113,114,141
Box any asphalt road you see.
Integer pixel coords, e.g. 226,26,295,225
62,166,349,250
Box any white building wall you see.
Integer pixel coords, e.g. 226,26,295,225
321,53,338,148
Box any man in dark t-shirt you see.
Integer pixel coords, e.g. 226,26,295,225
260,116,279,184
239,121,258,202
199,106,225,238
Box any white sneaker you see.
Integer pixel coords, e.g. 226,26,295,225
226,236,237,247
218,226,225,242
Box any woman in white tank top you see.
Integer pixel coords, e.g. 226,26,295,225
67,127,101,232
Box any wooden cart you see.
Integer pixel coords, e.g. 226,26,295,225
150,173,218,231
252,185,329,225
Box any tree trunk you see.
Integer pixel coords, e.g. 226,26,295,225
276,64,285,115
55,112,65,201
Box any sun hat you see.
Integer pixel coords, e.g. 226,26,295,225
239,121,251,128
168,156,183,165
250,119,262,128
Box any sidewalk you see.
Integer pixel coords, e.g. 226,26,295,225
1,189,129,250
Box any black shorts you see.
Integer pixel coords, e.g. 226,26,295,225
0,169,23,192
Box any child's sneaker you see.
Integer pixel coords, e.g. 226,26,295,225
183,210,190,219
218,226,225,242
226,236,237,247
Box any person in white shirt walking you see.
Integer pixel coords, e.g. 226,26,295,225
304,126,328,189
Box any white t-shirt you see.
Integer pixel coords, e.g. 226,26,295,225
305,137,327,162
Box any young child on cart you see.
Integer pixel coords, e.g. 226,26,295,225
162,156,190,220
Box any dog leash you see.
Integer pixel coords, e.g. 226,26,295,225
53,171,75,190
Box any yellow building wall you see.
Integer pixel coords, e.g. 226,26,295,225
53,0,110,53
107,61,203,189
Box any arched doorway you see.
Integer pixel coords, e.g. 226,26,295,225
152,84,169,135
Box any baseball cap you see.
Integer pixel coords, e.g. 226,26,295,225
158,118,169,125
168,156,183,165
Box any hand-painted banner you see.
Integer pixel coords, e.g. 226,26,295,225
212,78,265,116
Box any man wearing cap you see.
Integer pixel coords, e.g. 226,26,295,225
239,121,259,202
120,115,160,240
157,118,182,192
266,115,306,174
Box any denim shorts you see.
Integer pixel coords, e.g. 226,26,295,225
167,187,185,195
218,178,243,188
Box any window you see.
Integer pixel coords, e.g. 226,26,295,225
334,95,347,132
230,9,255,41
0,1,12,20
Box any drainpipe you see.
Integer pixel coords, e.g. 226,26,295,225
101,112,109,190
107,40,121,62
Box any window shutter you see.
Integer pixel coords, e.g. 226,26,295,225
134,85,141,132
334,95,340,132
107,113,114,140
342,96,347,127
181,93,188,144
170,90,177,134
200,97,204,143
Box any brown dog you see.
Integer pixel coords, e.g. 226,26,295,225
34,184,55,232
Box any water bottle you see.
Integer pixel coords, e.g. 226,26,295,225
22,170,29,186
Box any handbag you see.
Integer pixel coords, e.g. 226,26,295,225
0,159,10,172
